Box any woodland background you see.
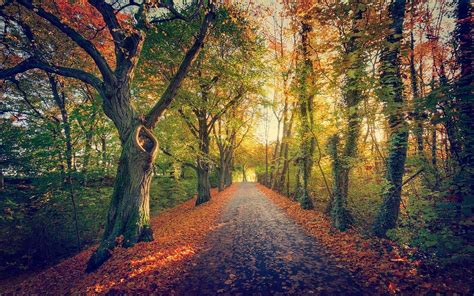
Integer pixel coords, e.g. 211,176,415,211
0,0,472,287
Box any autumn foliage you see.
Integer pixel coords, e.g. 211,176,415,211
257,184,472,295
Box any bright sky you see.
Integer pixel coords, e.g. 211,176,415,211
252,0,289,144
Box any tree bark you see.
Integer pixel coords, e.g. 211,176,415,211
328,135,352,231
0,0,215,273
87,123,158,271
454,0,474,204
328,2,365,231
409,2,424,156
272,91,289,190
224,150,233,187
278,104,295,193
269,116,281,187
296,18,315,210
373,0,408,237
49,74,81,250
195,113,211,205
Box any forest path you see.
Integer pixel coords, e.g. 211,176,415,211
173,182,363,295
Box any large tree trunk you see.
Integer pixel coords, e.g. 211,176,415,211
330,113,360,231
224,149,233,187
454,0,473,204
328,135,352,231
328,3,364,231
242,164,247,182
409,2,424,156
296,19,315,210
196,164,211,205
272,92,289,190
87,123,158,271
269,117,281,187
217,145,233,191
217,150,225,192
196,113,211,205
373,0,408,237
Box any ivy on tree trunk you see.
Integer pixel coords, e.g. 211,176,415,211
295,18,315,210
373,0,408,237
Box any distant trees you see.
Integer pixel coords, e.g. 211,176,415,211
0,0,471,277
258,1,473,265
165,8,265,205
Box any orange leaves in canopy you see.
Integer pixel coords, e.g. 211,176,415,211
282,0,317,17
44,0,131,66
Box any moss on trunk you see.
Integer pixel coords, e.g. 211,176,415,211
86,124,158,271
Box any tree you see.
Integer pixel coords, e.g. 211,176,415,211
295,16,316,210
214,100,255,191
373,0,408,237
175,8,265,205
327,1,367,231
0,0,215,271
453,0,473,212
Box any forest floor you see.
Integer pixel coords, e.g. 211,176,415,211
1,186,235,295
1,183,471,295
258,184,472,295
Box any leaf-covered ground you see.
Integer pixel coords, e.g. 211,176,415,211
257,184,472,295
2,182,471,295
2,186,236,295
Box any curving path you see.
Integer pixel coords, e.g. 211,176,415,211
173,182,363,295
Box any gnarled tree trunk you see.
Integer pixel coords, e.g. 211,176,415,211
87,124,158,271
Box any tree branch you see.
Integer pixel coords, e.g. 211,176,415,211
159,147,197,170
0,57,104,91
207,91,244,133
144,6,215,129
16,0,114,83
178,109,199,138
87,0,126,62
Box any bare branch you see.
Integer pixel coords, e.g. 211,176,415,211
0,57,104,91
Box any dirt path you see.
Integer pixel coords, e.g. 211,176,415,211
173,182,363,295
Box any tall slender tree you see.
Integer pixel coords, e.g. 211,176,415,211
373,0,408,237
328,1,366,231
295,16,316,210
453,0,473,208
